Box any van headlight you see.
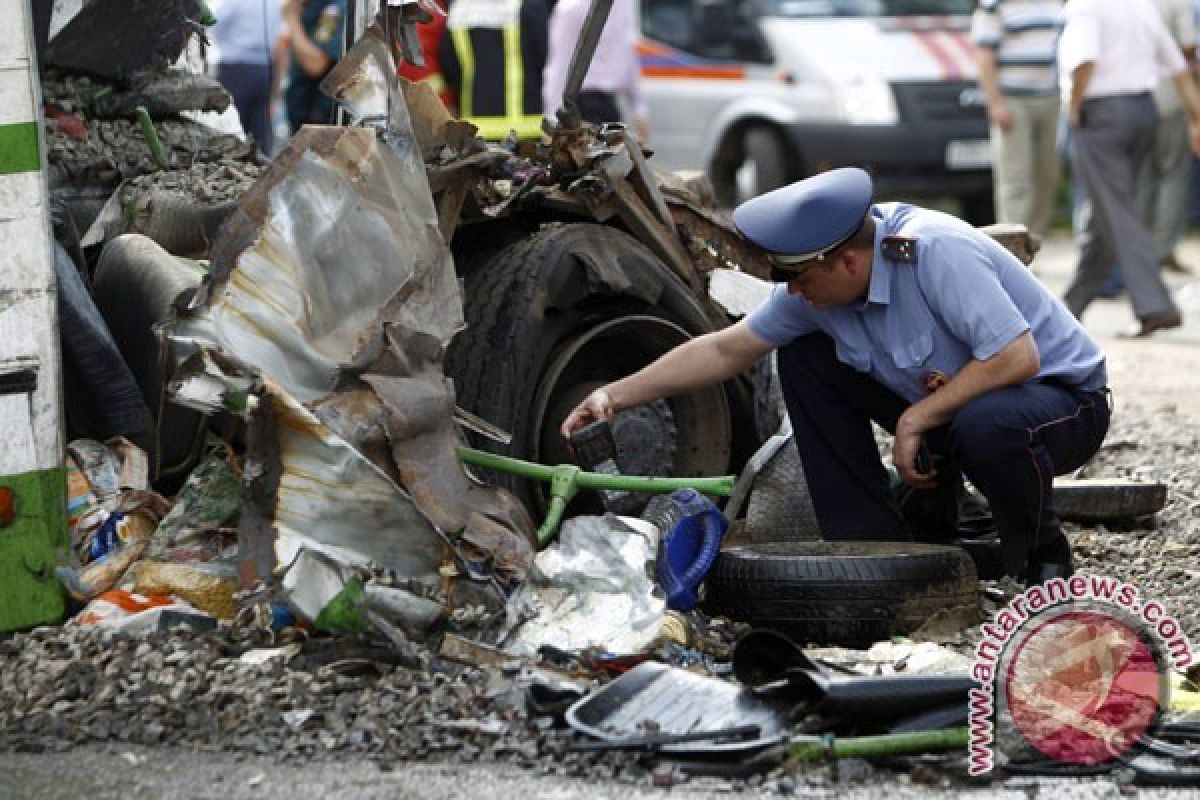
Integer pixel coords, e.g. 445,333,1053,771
838,73,898,125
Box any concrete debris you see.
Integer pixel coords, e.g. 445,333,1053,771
46,114,256,187
0,626,638,781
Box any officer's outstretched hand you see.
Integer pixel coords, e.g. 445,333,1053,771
560,388,614,439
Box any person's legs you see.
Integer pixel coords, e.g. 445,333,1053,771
946,383,1110,581
218,62,274,154
991,95,1036,229
577,90,622,125
1063,119,1118,318
1028,93,1062,239
1070,95,1177,321
1149,110,1190,266
775,334,911,540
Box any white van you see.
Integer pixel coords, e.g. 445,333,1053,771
638,0,993,221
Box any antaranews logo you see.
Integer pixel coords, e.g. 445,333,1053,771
968,574,1193,776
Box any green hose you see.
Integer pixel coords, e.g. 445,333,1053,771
787,727,969,764
457,446,735,545
135,106,169,170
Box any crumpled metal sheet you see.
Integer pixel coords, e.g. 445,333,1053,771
168,121,534,593
176,127,461,404
260,387,447,578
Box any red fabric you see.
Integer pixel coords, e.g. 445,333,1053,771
397,14,452,108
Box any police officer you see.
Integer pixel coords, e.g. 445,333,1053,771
283,0,347,132
560,168,1111,584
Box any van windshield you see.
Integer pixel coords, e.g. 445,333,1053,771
763,0,975,16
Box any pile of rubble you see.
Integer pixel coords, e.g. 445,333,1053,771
44,72,257,187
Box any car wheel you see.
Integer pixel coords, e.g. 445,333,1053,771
445,222,747,518
704,541,979,647
736,128,790,204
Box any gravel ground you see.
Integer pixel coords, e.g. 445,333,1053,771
0,232,1197,798
1037,234,1200,645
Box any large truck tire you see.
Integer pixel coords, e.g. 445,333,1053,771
704,542,979,647
445,222,750,517
93,234,208,488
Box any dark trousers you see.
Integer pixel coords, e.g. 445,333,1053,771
578,90,622,125
776,334,1111,578
218,62,274,156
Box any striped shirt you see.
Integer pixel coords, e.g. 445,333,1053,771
971,0,1065,95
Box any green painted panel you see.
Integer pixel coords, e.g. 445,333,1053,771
0,466,68,632
0,121,41,176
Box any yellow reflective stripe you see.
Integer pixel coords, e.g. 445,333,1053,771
471,114,545,140
424,73,446,95
451,27,474,118
503,23,523,124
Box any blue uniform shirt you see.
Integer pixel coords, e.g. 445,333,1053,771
745,203,1107,403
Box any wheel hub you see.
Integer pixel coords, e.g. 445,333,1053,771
611,401,677,478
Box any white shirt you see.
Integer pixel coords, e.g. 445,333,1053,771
1058,0,1187,101
209,0,283,66
541,0,646,122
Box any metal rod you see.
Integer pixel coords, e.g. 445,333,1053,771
555,0,615,129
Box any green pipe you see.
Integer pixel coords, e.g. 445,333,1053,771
457,446,735,545
135,106,169,170
457,447,735,496
786,727,969,764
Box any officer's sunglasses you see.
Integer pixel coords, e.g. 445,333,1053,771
767,251,823,284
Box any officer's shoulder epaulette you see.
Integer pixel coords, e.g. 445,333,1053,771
881,235,917,264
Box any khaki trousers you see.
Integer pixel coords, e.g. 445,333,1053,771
989,93,1062,238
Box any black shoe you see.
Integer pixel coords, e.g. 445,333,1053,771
1024,554,1074,586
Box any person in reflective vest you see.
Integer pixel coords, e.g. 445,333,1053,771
440,0,550,140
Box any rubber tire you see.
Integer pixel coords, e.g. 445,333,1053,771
704,541,978,647
741,128,789,201
1053,478,1168,522
444,222,741,514
93,234,208,488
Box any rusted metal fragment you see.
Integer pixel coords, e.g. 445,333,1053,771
666,199,772,283
310,388,402,485
363,326,536,581
259,387,447,578
600,126,675,231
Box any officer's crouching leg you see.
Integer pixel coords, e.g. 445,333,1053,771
776,333,910,541
946,384,1108,583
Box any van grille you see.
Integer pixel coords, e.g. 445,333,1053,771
892,81,987,124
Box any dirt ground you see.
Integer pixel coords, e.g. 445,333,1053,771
2,232,1198,799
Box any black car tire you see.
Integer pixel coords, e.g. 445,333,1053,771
1053,478,1168,522
704,541,978,647
742,127,789,201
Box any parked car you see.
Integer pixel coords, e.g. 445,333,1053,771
638,0,994,222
